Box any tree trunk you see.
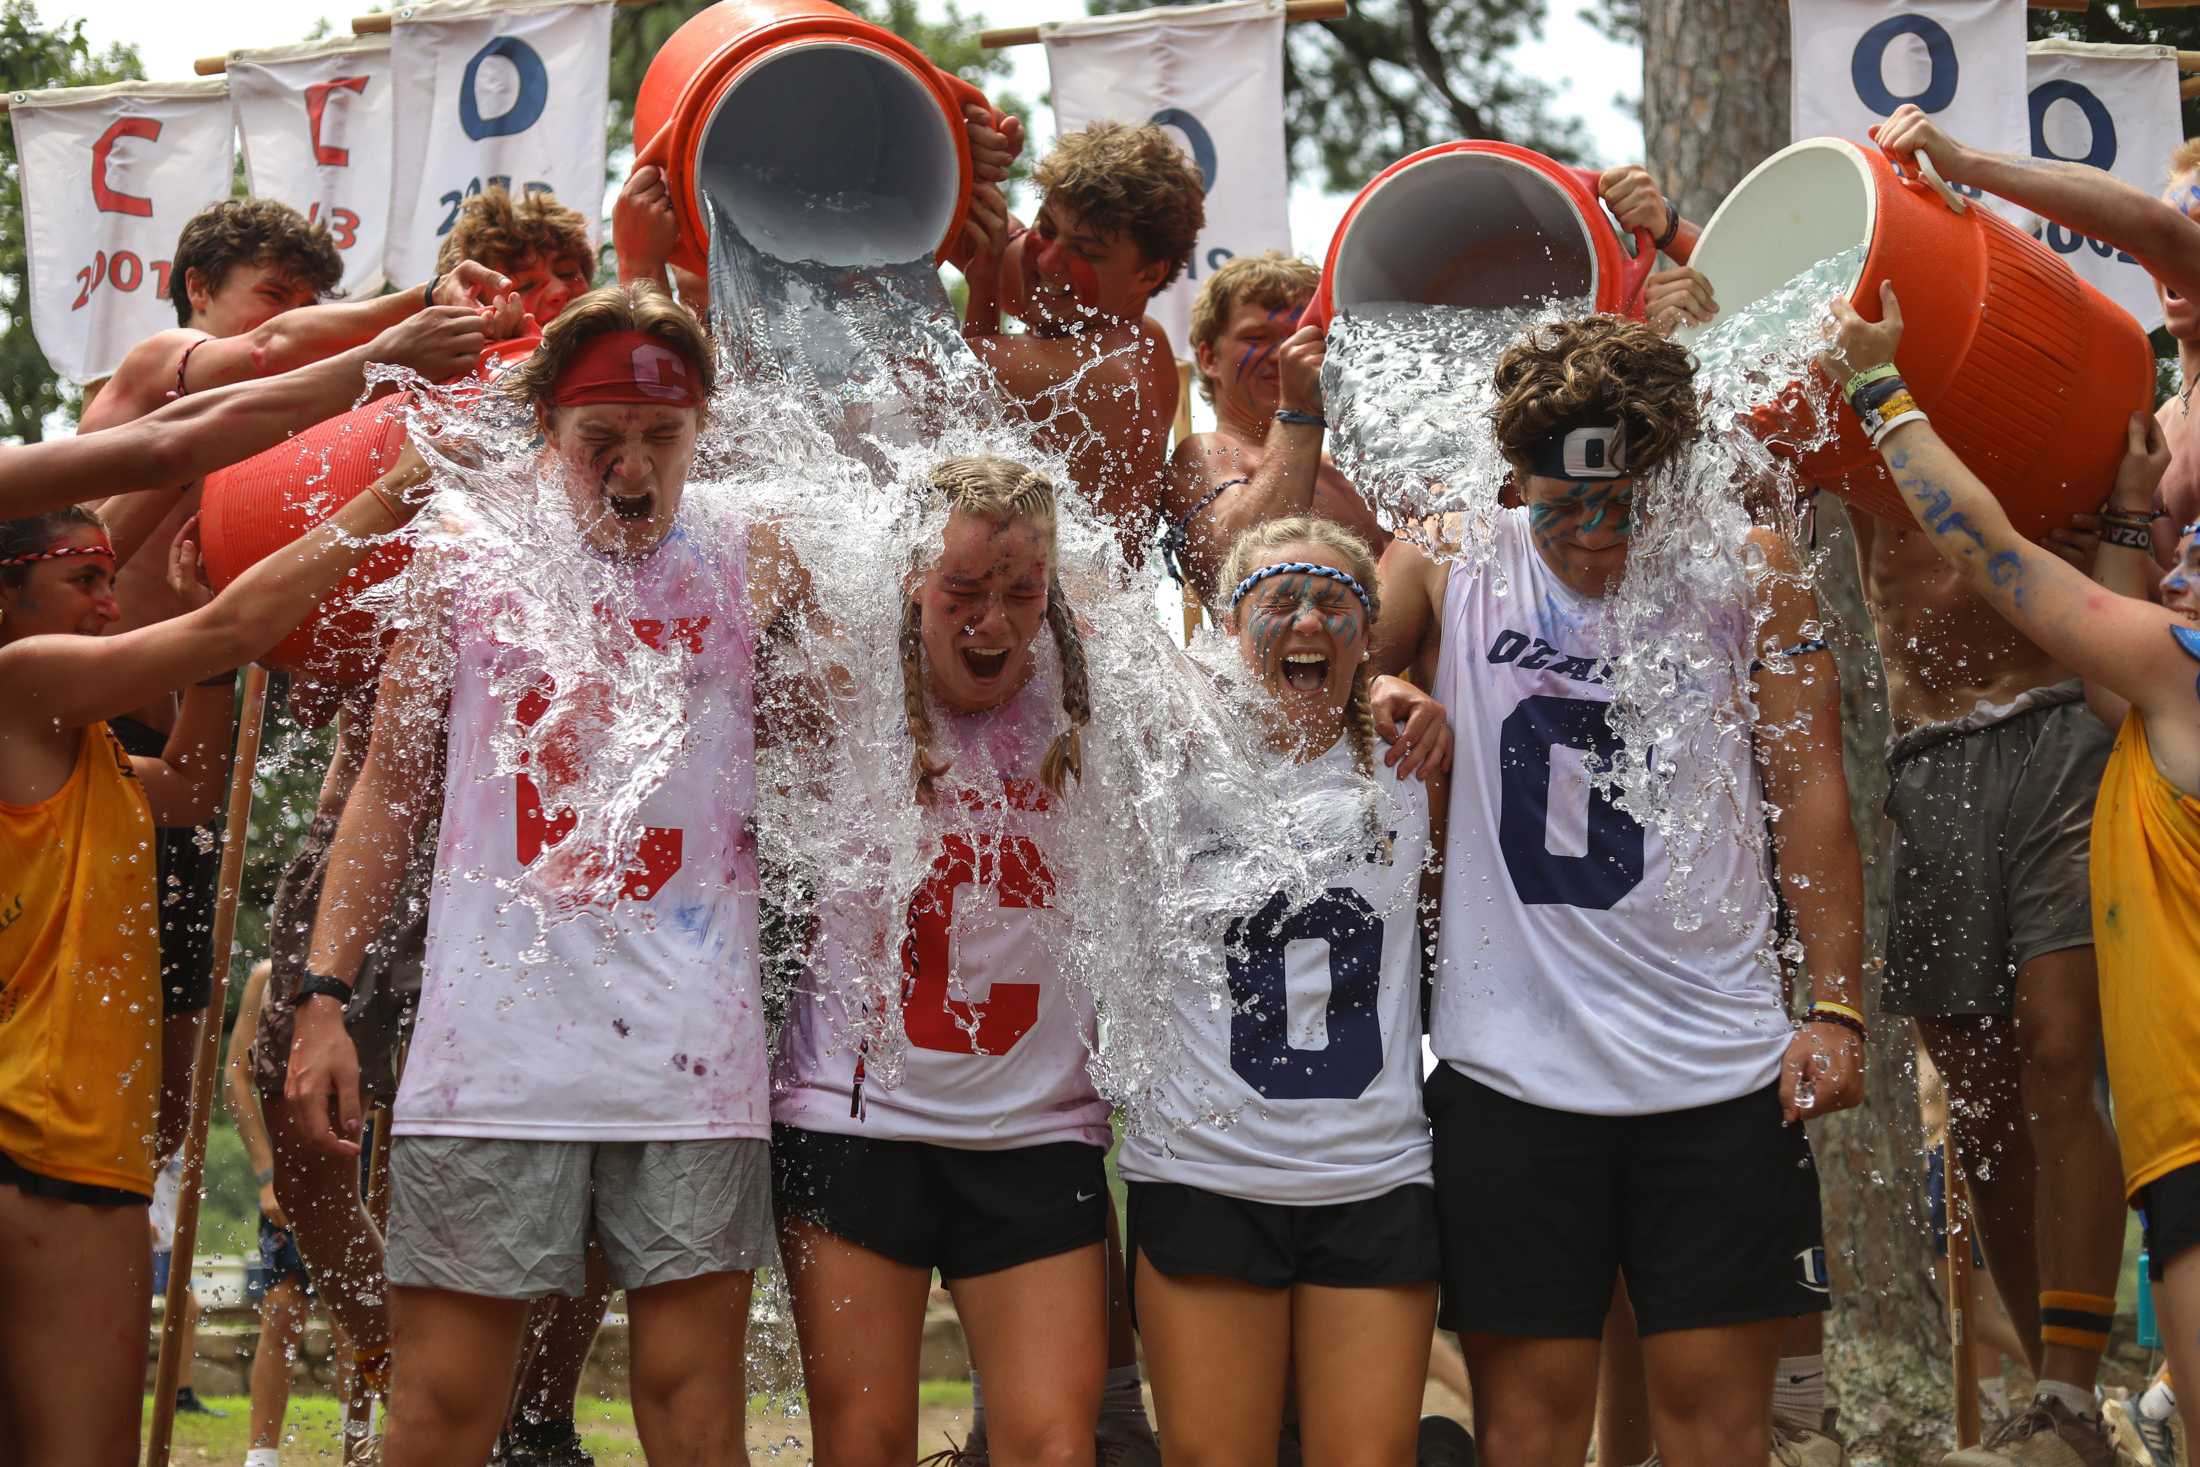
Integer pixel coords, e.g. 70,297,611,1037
1641,7,1954,1461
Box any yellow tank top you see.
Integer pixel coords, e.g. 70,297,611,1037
0,723,161,1195
2094,709,2200,1198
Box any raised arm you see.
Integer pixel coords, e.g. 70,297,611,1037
223,960,281,1222
1875,104,2200,304
1171,327,1331,597
3,307,490,520
88,261,517,412
1600,164,1698,265
1821,281,2199,725
1746,529,1866,1122
0,449,435,734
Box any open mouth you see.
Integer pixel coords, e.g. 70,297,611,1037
960,645,1012,681
607,488,654,521
1280,651,1329,692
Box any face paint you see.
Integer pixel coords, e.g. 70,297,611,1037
1528,481,1634,546
1236,307,1293,384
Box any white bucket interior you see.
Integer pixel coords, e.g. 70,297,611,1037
1329,152,1605,313
696,42,959,267
1678,139,1874,345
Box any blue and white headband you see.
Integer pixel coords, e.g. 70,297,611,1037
1229,560,1374,619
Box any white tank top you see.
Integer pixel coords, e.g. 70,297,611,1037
772,675,1110,1151
395,522,768,1142
1429,508,1788,1116
1117,741,1433,1204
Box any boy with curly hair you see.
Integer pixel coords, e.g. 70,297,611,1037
438,186,597,328
1375,316,1868,1467
961,120,1205,558
1160,251,1387,603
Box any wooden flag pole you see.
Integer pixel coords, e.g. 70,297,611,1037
980,0,1347,48
144,666,272,1467
1946,1132,1983,1450
340,1092,400,1466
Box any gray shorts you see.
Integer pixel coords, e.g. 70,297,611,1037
386,1136,773,1298
1880,684,2112,1018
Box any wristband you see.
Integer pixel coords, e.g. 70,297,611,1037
1275,408,1327,430
295,973,354,1008
2101,520,2155,552
1653,197,1682,254
1850,378,1925,447
367,481,406,526
255,1166,274,1185
422,274,441,312
1842,362,1900,402
1805,1000,1867,1040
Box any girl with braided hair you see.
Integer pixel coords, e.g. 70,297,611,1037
771,453,1113,1467
1118,514,1443,1466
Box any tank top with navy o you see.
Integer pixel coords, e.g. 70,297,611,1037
1117,739,1433,1204
1429,507,1788,1117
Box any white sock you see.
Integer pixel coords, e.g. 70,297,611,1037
1772,1353,1826,1435
1102,1364,1146,1420
2037,1379,2099,1420
245,1450,282,1467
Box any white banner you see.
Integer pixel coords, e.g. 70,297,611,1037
9,79,234,385
230,36,395,299
2025,40,2179,333
1043,0,1290,357
385,0,612,287
1789,0,2027,218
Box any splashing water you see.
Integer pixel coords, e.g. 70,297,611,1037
1320,245,1863,934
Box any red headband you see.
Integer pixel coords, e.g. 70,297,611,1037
3,538,114,569
550,329,702,408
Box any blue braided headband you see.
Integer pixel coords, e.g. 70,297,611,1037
1228,561,1374,619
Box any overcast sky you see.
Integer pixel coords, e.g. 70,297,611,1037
56,0,1644,258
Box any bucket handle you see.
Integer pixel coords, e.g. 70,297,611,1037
1876,134,1970,216
1568,165,1658,314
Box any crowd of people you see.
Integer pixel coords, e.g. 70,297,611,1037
0,84,2195,1467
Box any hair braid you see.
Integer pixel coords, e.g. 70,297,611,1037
1343,660,1378,777
1039,573,1090,798
900,595,951,806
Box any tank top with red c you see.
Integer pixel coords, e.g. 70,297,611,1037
772,672,1109,1150
394,521,767,1142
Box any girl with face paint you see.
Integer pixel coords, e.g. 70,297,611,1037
1374,315,1869,1467
0,456,433,1467
1118,515,1448,1466
1824,286,2200,1460
770,455,1118,1467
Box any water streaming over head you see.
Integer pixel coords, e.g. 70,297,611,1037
1321,244,1867,935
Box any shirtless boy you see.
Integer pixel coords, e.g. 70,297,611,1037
961,121,1206,557
1160,252,1388,603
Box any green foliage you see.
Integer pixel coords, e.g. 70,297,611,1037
0,0,143,442
1086,0,1589,192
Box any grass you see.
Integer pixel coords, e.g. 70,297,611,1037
144,1382,976,1464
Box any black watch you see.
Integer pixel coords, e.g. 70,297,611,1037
295,973,355,1009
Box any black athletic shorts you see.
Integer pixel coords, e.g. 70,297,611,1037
772,1124,1107,1281
1426,1065,1828,1338
1126,1180,1439,1324
0,1148,149,1207
2138,1162,2200,1280
110,715,225,1017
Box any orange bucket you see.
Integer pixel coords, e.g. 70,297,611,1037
197,334,539,685
633,0,997,277
1683,137,2154,536
1304,142,1655,332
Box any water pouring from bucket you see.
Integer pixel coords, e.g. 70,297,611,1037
1678,135,2154,538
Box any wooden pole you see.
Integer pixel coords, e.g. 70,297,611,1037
355,0,656,31
981,0,1346,48
144,666,272,1467
1946,1131,1982,1450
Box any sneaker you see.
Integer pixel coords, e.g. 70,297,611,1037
918,1431,988,1467
1417,1414,1478,1467
2104,1396,2180,1467
1943,1396,2117,1467
1098,1408,1162,1467
498,1417,595,1467
173,1387,227,1418
1774,1420,1851,1467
